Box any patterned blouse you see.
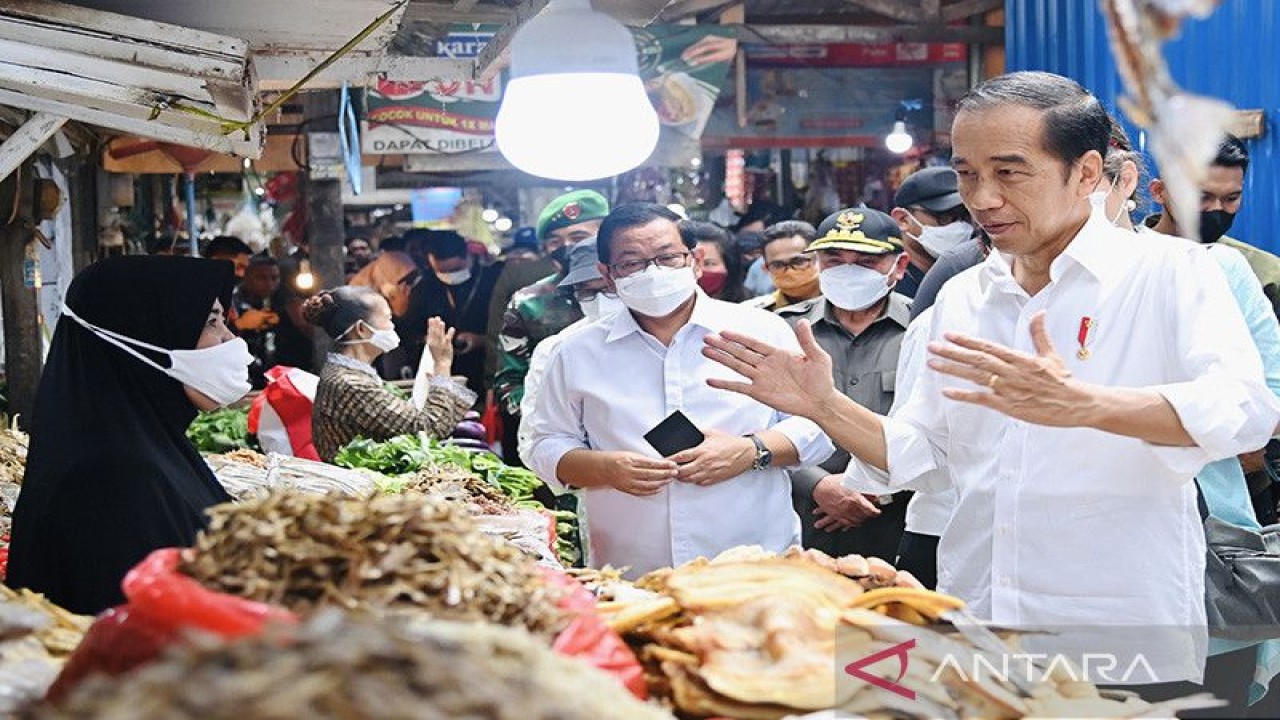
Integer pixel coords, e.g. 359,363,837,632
312,354,477,462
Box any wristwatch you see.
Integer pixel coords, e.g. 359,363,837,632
746,434,773,471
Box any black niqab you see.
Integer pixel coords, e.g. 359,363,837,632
7,255,236,615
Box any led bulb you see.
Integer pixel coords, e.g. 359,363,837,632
885,120,913,154
494,0,659,180
481,208,500,223
494,217,513,232
295,259,315,291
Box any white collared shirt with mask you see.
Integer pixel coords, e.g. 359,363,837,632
525,292,834,579
845,209,1280,683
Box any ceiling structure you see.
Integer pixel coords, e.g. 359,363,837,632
0,0,1003,179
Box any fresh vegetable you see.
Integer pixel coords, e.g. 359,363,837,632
333,434,581,566
187,408,259,454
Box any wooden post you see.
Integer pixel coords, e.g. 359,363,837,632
302,90,345,293
0,164,41,429
68,158,98,271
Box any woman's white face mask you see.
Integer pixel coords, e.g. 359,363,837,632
340,319,401,353
61,304,253,408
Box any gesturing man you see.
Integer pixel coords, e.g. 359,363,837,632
701,71,1279,684
525,204,832,578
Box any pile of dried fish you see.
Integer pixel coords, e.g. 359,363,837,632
179,491,567,635
380,466,517,516
0,422,26,486
601,546,1187,719
0,586,92,716
204,449,267,469
34,611,673,720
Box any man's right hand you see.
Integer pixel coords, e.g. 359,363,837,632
703,320,839,420
235,308,279,332
601,451,678,496
812,474,881,532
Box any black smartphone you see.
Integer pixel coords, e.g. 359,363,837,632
644,410,705,458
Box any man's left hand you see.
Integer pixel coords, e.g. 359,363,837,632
927,311,1094,427
671,430,756,486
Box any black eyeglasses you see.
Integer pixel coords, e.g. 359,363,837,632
608,251,692,278
766,255,815,272
397,269,421,288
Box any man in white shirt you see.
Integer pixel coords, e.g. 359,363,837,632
525,204,833,578
702,71,1279,684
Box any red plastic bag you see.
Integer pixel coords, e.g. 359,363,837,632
542,568,647,700
46,549,294,704
247,365,321,461
482,391,503,447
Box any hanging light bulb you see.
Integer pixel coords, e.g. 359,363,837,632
295,259,316,291
494,217,514,232
495,0,659,181
481,208,500,223
885,120,913,154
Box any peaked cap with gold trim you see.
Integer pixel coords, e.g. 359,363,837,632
805,207,904,255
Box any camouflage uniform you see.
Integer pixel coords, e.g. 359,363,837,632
494,273,583,414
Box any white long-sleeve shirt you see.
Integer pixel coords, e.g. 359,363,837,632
526,293,833,578
845,214,1280,682
891,307,956,538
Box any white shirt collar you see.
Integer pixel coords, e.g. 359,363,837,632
981,213,1129,296
604,290,731,344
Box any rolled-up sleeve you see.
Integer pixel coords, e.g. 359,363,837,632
1148,246,1280,475
523,343,588,493
770,414,834,467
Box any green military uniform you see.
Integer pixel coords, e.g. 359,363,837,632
491,190,609,415
494,273,584,413
486,257,558,377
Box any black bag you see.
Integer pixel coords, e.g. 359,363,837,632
1204,516,1280,641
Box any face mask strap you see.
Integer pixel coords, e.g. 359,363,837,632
61,304,171,373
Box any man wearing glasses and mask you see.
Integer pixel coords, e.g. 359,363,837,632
746,221,823,312
524,203,833,578
777,208,913,562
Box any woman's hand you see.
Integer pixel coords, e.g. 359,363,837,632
427,317,455,375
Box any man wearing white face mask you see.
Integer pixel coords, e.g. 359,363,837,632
777,208,912,562
890,167,976,299
518,238,625,468
525,204,833,578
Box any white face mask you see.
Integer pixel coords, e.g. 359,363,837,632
580,292,626,322
341,320,400,353
613,265,698,318
436,268,472,286
819,263,895,311
61,305,252,408
907,214,973,258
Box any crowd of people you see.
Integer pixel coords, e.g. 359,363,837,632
7,69,1280,713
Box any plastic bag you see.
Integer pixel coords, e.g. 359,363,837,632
46,549,294,703
247,366,320,461
542,568,647,700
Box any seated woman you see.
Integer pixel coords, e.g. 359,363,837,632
8,255,251,615
305,286,475,462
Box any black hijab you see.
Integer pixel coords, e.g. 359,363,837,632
7,255,236,615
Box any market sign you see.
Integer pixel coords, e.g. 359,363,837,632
745,42,967,67
364,25,736,160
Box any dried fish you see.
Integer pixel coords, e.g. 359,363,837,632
32,611,674,720
0,585,90,716
179,492,567,636
1101,0,1234,241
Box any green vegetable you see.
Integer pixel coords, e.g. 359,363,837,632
332,434,583,566
187,408,259,453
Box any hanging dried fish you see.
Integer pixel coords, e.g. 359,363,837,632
1100,0,1234,241
31,611,674,720
179,492,566,636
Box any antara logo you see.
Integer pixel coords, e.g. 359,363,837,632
844,639,916,700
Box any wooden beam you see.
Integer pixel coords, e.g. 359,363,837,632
403,3,515,25
0,112,66,182
452,0,480,10
839,0,924,23
473,0,548,80
660,0,738,22
736,23,1004,45
942,0,1005,22
0,86,263,157
0,165,40,430
473,0,674,79
255,53,471,90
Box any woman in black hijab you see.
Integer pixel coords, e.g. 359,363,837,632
7,255,253,615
